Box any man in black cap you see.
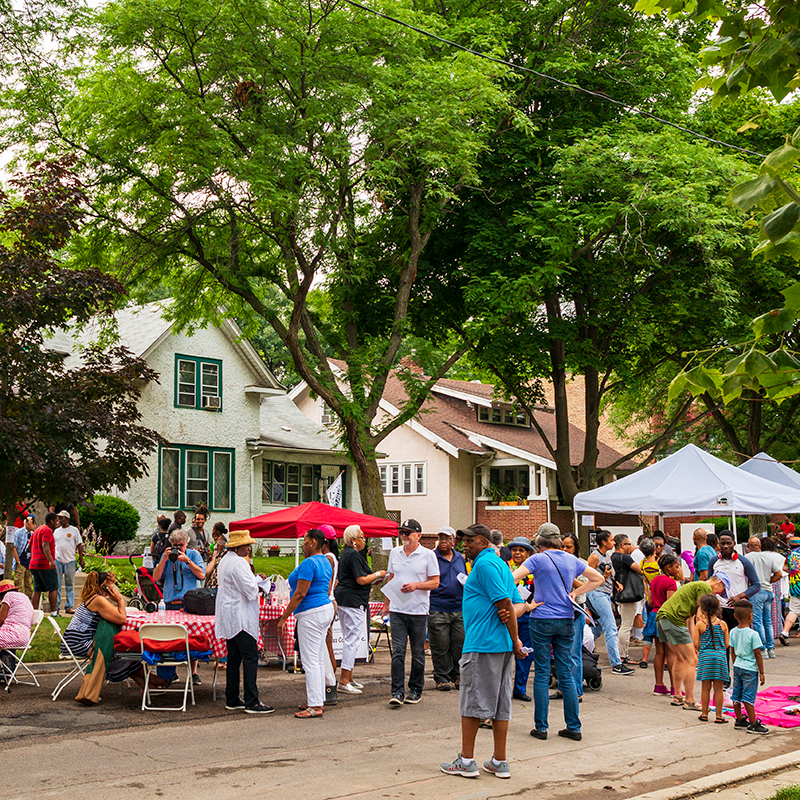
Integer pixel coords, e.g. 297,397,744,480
381,518,440,706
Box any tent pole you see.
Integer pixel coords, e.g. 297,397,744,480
295,537,300,568
732,511,738,542
574,510,578,537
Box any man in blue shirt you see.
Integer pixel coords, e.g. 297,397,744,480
428,526,467,691
13,515,35,598
441,524,525,781
693,528,717,581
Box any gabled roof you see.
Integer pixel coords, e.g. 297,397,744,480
248,394,345,454
59,300,282,390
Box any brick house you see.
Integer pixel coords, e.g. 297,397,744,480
291,361,640,537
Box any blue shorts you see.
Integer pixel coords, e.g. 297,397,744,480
642,606,657,643
731,666,758,706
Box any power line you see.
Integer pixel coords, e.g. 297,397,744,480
341,0,767,159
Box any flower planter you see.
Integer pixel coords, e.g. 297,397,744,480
498,500,521,507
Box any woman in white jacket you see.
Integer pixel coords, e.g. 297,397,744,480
215,529,273,714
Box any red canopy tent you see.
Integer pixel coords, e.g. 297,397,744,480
230,502,398,566
229,501,398,539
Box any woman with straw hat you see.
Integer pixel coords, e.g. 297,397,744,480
216,529,274,714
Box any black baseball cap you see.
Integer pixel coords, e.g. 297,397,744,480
399,518,422,533
456,523,492,540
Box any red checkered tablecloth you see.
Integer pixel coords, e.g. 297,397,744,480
123,610,227,658
258,601,385,661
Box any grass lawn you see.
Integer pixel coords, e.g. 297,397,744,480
771,788,800,800
23,615,70,663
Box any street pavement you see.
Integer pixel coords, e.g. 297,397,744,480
3,638,800,800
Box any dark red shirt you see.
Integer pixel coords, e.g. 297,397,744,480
30,525,55,570
649,575,677,611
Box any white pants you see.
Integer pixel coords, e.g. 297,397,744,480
296,603,335,708
338,605,365,672
617,602,638,659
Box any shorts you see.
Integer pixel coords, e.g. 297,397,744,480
656,617,692,646
642,606,658,643
459,651,514,722
789,596,800,615
731,666,758,706
31,568,58,593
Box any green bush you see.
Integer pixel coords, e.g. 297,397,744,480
698,517,750,542
79,494,140,552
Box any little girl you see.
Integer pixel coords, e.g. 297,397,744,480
692,593,730,723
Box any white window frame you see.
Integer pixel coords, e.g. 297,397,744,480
379,462,426,496
478,405,529,427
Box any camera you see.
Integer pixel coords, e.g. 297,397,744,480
168,545,180,562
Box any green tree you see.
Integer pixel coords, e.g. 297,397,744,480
79,494,141,552
0,158,161,577
2,0,516,516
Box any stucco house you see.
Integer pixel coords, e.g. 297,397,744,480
57,301,357,540
291,360,637,537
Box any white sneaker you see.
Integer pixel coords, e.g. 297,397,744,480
351,679,364,689
338,682,363,694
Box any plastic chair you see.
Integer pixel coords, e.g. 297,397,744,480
139,622,195,712
48,615,91,700
0,609,45,692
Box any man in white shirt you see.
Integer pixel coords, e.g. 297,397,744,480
745,536,785,658
215,529,273,714
53,510,85,614
382,519,440,706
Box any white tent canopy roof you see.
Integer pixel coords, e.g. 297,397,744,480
738,452,800,491
573,444,800,516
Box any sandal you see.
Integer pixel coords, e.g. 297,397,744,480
670,697,684,706
683,701,703,711
294,708,323,719
715,717,728,724
479,719,493,729
697,714,708,722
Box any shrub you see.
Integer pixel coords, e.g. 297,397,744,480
79,494,140,552
698,517,750,542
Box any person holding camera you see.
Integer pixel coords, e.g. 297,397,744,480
153,530,206,610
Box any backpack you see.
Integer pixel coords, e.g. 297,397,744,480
18,531,32,569
151,530,170,563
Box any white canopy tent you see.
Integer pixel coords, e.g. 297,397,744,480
739,452,800,491
573,444,800,539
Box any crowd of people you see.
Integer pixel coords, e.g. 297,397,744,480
1,507,799,778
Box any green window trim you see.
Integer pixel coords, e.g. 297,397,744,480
158,444,235,512
261,461,347,507
174,354,223,411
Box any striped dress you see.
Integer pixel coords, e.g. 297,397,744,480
695,622,730,683
61,601,141,682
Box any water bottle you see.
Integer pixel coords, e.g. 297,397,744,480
158,599,166,621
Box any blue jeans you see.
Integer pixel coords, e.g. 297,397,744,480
587,590,621,667
530,616,581,733
514,612,534,696
558,612,584,697
390,612,427,697
731,666,758,705
55,560,76,611
751,589,774,652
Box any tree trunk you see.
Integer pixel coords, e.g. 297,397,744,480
343,425,388,519
749,514,768,537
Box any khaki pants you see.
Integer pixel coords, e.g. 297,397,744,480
14,565,33,599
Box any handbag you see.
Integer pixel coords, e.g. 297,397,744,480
614,562,645,604
182,587,217,615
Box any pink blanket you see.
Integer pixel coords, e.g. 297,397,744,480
724,685,800,727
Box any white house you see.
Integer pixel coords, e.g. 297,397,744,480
292,360,634,538
58,302,359,540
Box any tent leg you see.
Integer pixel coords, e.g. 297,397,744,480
732,511,738,542
295,537,300,568
574,510,578,537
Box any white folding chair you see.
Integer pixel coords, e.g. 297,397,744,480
48,615,91,701
1,609,46,692
139,623,194,712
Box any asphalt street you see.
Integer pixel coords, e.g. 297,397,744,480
2,639,800,800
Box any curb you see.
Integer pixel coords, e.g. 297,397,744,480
24,661,72,675
625,750,800,800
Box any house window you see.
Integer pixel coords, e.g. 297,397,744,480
175,354,222,410
159,444,235,511
477,405,528,427
262,461,325,506
320,401,333,425
489,467,530,500
379,462,426,495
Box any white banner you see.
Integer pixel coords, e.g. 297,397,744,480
326,473,343,507
331,610,370,663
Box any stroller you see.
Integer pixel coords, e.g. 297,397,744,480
127,555,163,613
549,646,603,692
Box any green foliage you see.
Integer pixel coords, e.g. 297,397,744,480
79,495,141,552
698,516,750,541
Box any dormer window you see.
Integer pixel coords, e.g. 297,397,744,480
175,354,222,411
477,405,528,427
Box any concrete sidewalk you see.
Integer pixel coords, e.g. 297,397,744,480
3,640,800,799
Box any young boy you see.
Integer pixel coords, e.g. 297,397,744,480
730,600,768,734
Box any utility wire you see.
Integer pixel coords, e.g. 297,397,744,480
341,0,767,159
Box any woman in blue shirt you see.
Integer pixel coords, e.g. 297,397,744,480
278,529,333,718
